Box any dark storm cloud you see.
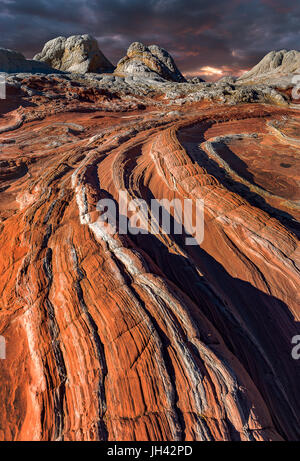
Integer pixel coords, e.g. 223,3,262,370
0,0,299,79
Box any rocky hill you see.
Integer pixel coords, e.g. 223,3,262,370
34,34,114,74
238,49,300,86
115,41,186,82
0,48,54,73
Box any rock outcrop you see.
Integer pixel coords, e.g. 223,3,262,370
217,75,237,84
238,49,300,86
115,41,186,82
0,48,54,73
33,34,114,74
0,69,299,442
188,76,206,84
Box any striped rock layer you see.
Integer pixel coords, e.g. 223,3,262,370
0,75,299,441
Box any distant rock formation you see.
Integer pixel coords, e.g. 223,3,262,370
115,41,186,82
0,48,54,73
238,50,300,86
188,76,206,84
33,34,114,74
217,76,237,84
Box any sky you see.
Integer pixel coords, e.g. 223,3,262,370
0,0,299,80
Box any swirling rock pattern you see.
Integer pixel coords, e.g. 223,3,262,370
0,73,299,441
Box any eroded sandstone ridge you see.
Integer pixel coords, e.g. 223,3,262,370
0,69,299,441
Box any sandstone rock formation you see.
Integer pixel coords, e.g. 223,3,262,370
115,41,186,82
0,48,54,73
188,76,206,84
217,75,237,84
238,49,300,86
33,34,114,74
0,69,299,441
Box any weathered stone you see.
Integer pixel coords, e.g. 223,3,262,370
115,41,186,82
34,34,114,74
0,48,54,73
217,75,237,84
238,49,300,86
188,76,206,84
